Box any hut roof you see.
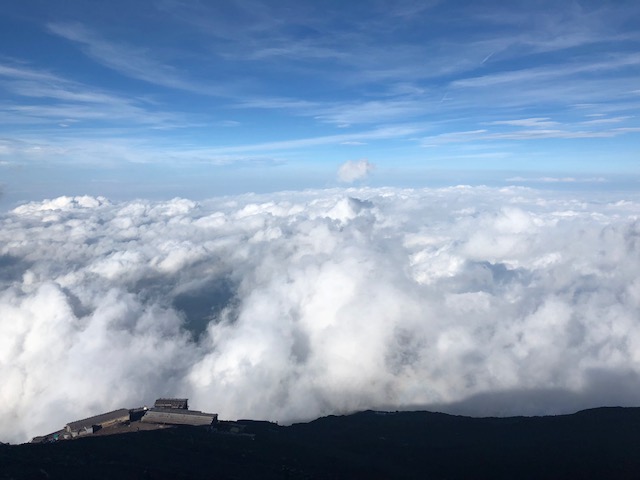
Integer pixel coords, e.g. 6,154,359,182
141,408,217,426
154,398,189,410
66,409,130,432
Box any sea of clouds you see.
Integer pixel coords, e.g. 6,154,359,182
1,186,640,443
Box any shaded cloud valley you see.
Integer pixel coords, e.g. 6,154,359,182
1,187,640,442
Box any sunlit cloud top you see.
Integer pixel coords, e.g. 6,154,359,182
2,186,640,442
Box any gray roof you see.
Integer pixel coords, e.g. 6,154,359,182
141,408,217,426
154,398,188,409
66,408,130,432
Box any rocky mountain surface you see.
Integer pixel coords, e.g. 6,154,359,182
2,407,640,479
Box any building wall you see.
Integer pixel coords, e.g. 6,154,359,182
98,414,130,429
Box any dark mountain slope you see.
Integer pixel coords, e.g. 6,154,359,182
2,407,640,479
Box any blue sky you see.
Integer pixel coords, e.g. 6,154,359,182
1,0,639,205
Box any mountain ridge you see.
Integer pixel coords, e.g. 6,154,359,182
2,406,640,479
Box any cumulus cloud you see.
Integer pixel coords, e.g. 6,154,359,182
1,187,640,442
337,159,374,183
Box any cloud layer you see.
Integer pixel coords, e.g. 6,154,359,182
1,187,640,442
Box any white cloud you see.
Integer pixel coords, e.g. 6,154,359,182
1,187,640,443
46,22,232,97
175,124,425,156
0,62,191,130
421,122,638,146
313,98,429,126
580,116,632,125
337,159,374,183
488,117,559,128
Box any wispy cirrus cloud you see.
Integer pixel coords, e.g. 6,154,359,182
1,0,638,182
0,64,67,83
313,98,430,127
487,118,559,128
47,22,228,96
506,176,607,184
0,122,425,168
421,130,488,146
235,93,435,127
193,123,428,154
467,2,640,55
445,51,640,118
421,122,639,146
42,3,640,135
0,62,192,129
580,116,632,125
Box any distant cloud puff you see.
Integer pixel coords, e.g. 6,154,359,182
337,159,374,183
2,187,640,443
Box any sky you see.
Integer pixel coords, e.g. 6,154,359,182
1,0,639,206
